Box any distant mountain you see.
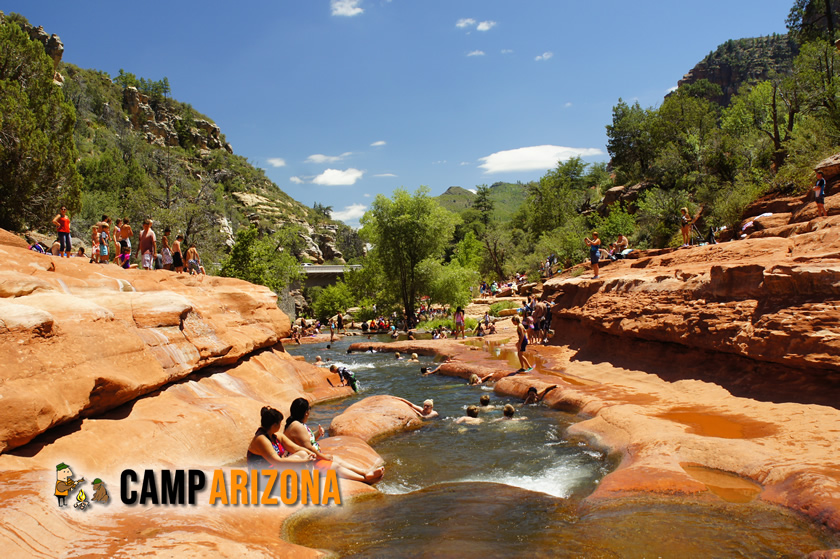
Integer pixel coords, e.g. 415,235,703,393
677,34,798,105
434,182,528,223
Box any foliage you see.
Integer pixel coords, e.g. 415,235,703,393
452,230,483,270
489,300,519,316
219,225,301,292
113,69,170,104
787,0,840,42
635,188,694,247
360,186,458,323
416,258,477,309
416,316,478,332
0,20,82,230
591,207,637,245
472,184,494,226
311,281,355,322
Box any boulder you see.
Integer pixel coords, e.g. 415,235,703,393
329,395,426,442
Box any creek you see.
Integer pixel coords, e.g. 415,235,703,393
284,336,838,558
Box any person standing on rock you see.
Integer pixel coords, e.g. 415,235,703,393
511,315,533,373
172,234,185,273
161,227,173,270
453,307,466,339
815,171,829,217
51,206,72,258
584,231,601,279
139,219,157,271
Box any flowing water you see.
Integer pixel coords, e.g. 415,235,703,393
285,337,838,558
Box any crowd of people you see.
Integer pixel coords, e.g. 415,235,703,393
29,207,206,275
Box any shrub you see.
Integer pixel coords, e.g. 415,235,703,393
489,301,519,316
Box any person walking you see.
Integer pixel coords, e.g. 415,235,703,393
51,206,72,258
815,171,829,217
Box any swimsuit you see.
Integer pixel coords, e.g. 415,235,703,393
246,430,286,468
589,243,600,264
817,178,826,204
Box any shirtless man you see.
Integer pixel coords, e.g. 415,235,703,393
455,405,483,425
138,219,157,270
512,315,533,373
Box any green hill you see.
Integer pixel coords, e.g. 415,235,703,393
435,182,528,223
1,11,361,265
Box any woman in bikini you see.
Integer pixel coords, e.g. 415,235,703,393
246,407,316,468
284,398,385,483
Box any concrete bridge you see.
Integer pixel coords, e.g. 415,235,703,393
300,264,361,289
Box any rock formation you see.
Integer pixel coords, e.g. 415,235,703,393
1,12,65,83
0,230,379,556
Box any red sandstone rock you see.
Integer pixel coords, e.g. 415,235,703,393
0,231,293,453
329,395,427,442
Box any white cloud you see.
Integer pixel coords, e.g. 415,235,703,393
467,188,477,194
363,193,371,197
535,52,554,61
564,102,573,108
501,49,513,54
370,140,386,147
331,203,368,223
666,86,678,94
459,162,470,166
306,152,353,164
331,0,363,16
467,50,485,57
290,176,304,184
374,173,397,177
312,168,365,186
456,18,476,28
267,158,286,168
478,145,603,174
477,20,496,31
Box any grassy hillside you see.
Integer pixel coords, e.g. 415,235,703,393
435,182,528,223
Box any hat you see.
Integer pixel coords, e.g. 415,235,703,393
56,462,69,471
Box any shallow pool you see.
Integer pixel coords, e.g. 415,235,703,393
285,337,839,557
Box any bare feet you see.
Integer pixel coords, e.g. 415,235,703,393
364,466,385,483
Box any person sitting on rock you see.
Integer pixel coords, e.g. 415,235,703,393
284,398,385,484
246,406,317,469
455,405,483,425
395,397,439,419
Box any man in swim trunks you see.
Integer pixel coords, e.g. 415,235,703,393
511,315,533,373
138,219,157,270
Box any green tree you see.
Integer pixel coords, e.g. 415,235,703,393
472,184,494,226
359,186,458,324
417,259,476,309
0,19,82,229
787,0,839,42
311,281,355,322
606,98,656,183
220,225,302,293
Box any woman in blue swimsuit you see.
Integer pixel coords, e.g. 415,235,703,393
584,231,602,279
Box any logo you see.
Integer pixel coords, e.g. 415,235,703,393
54,462,109,511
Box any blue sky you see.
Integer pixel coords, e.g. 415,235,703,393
9,1,792,226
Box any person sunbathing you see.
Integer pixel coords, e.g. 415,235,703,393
246,407,317,468
284,398,385,483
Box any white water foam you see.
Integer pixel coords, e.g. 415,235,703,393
458,461,595,499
